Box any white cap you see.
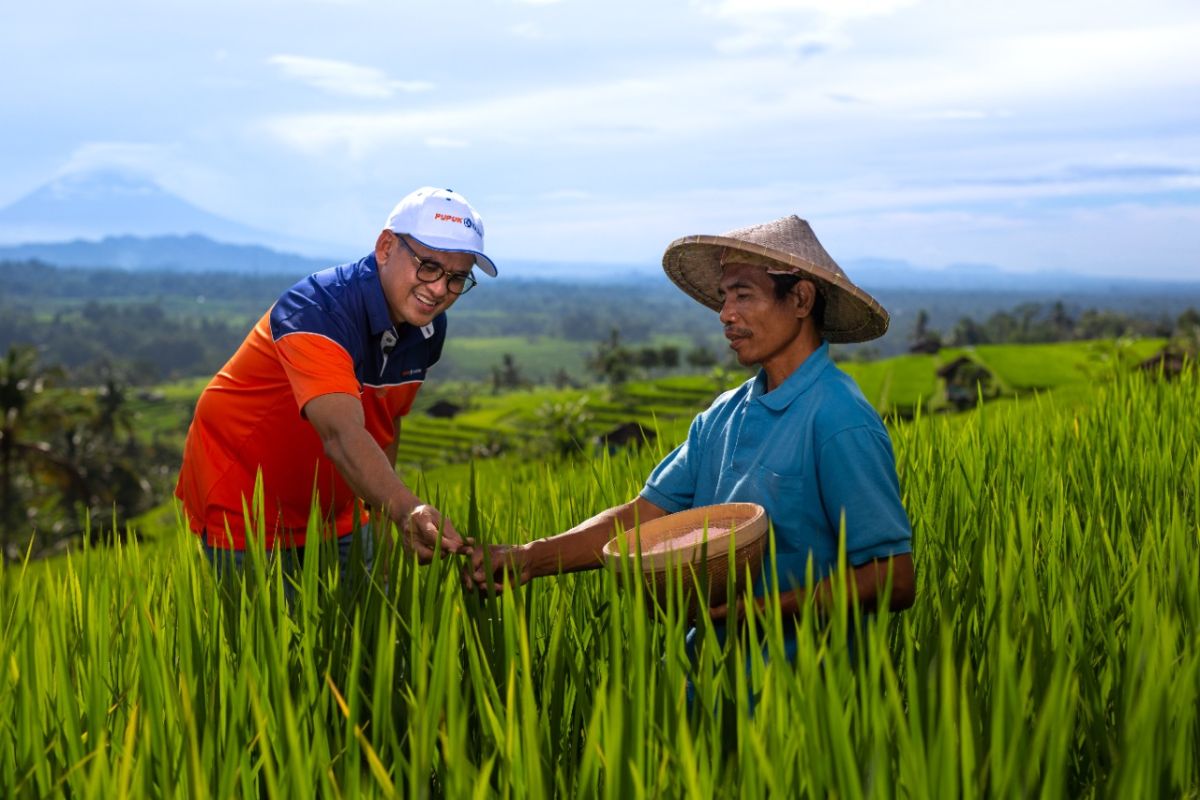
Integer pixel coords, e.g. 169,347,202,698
383,187,497,277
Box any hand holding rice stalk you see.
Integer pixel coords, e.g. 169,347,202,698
464,541,532,592
399,503,473,562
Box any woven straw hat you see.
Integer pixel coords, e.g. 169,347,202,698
662,215,889,343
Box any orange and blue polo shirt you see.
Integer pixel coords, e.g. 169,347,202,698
175,252,444,550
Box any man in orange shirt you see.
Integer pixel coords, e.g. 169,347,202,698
176,187,496,575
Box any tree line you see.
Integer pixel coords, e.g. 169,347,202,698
908,301,1200,353
0,345,178,561
6,258,1200,382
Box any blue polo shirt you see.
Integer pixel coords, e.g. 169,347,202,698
641,342,911,593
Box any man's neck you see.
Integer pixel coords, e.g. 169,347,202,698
761,330,823,392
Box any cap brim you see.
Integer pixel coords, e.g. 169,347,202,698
409,234,497,277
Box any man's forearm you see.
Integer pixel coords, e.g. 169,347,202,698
524,508,629,576
524,497,666,577
743,554,915,618
321,421,420,523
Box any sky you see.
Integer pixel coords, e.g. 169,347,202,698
2,0,1198,279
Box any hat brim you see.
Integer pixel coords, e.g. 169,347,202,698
662,234,889,344
409,234,498,277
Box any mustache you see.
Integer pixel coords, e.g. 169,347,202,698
724,326,751,339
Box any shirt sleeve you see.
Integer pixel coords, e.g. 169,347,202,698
640,414,704,513
816,425,913,565
274,332,359,414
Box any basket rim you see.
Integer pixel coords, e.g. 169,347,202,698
601,502,767,572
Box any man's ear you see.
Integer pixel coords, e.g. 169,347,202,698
794,279,817,319
375,230,395,263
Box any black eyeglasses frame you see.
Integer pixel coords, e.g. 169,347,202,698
394,234,477,295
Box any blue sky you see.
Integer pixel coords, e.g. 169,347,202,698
2,0,1198,279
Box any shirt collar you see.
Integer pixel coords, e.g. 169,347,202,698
750,341,832,411
360,253,396,337
362,252,443,355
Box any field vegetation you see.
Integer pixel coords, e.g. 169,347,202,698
3,257,1198,793
0,330,1181,562
1,360,1197,796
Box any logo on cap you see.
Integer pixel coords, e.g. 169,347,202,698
433,211,483,238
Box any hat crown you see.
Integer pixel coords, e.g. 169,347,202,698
721,215,847,280
661,214,890,343
384,187,497,277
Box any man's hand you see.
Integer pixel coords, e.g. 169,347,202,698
463,542,530,592
400,503,469,563
706,601,732,621
707,595,755,622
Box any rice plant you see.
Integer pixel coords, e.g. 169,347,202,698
1,366,1197,797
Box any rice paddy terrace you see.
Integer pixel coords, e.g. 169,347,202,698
120,338,1169,472
390,338,1168,467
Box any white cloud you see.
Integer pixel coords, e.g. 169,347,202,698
258,76,680,156
58,142,178,177
267,55,433,99
861,24,1200,111
705,0,916,16
509,21,545,39
702,0,917,54
256,19,1200,161
910,109,996,121
542,189,591,200
424,136,470,149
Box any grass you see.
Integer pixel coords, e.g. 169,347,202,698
2,361,1198,796
967,338,1164,391
438,336,596,381
840,354,940,415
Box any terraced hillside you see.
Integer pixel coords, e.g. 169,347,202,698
398,375,723,467
124,338,1172,472
396,338,1170,467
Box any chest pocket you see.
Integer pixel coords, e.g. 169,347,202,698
751,462,829,557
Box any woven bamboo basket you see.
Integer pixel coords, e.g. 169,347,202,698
602,503,767,615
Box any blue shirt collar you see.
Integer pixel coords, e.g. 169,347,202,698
749,341,832,411
360,252,446,351
360,253,396,337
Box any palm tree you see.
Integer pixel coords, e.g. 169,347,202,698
0,346,85,558
0,348,165,558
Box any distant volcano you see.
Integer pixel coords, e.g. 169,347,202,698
0,168,346,273
0,169,282,247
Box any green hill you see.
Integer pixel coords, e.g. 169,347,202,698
124,338,1171,477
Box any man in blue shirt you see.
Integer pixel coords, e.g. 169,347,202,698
469,215,914,619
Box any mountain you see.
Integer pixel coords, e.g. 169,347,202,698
0,168,350,274
0,168,344,258
0,169,277,244
0,234,334,275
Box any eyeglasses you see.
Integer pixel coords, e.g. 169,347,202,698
394,234,477,295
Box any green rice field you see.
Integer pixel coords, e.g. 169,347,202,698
3,355,1196,796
